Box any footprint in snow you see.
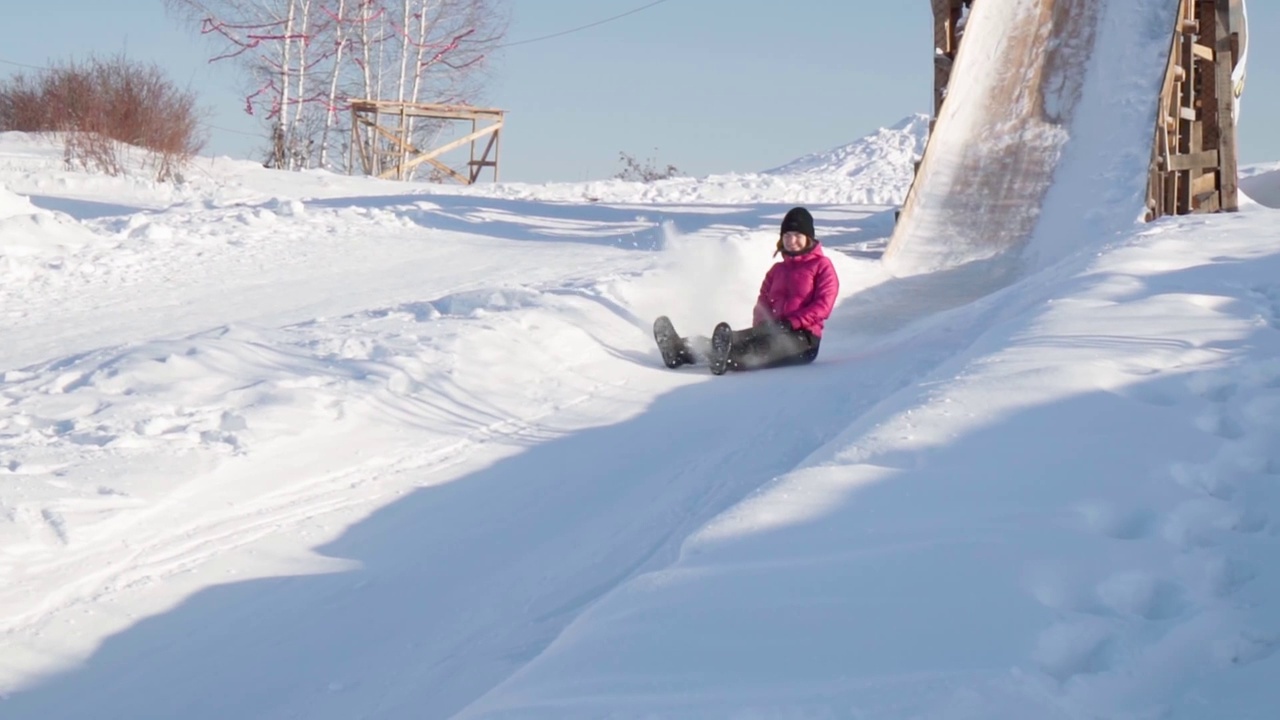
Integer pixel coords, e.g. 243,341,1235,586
1032,619,1117,680
1181,554,1255,600
1075,502,1157,541
1194,409,1246,441
1170,462,1240,501
1095,571,1187,621
1185,374,1238,403
1161,498,1266,550
1248,284,1280,330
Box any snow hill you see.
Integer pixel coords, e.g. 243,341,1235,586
0,111,1278,720
763,114,931,205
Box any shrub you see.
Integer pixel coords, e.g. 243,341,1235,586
0,53,206,182
615,150,682,182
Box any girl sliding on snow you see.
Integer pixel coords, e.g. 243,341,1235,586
654,206,840,375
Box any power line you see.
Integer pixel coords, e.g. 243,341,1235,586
0,57,50,71
4,0,677,72
497,0,675,49
205,123,261,137
5,1,677,139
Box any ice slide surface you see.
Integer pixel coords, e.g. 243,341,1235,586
884,0,1181,277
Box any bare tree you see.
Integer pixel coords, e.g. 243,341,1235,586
166,0,507,172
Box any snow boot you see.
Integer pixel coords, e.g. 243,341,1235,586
653,315,686,368
708,322,733,375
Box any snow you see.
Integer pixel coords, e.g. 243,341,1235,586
458,210,1280,720
1241,162,1280,209
762,114,931,205
2,14,1279,720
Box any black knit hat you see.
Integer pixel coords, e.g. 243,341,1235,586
776,206,816,256
780,206,815,239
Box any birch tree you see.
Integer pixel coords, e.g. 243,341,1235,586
166,0,507,172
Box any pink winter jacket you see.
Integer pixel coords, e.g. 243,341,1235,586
752,243,839,337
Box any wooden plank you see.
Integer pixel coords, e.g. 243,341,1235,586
378,122,503,180
931,0,963,116
349,99,505,116
1215,1,1239,210
349,108,361,175
1185,119,1204,212
358,115,423,155
358,114,422,155
355,113,374,175
1191,43,1214,61
423,156,470,184
493,126,502,183
1179,106,1198,121
1148,10,1182,218
348,107,504,124
1176,27,1190,215
1167,149,1219,171
1192,169,1218,197
469,131,499,183
1172,1,1192,218
395,108,503,121
398,105,410,180
394,102,505,116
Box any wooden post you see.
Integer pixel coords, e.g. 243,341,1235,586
349,106,357,176
493,127,501,183
932,0,966,122
1214,0,1239,210
397,104,408,181
1178,1,1194,213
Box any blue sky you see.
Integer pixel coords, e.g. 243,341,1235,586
1,1,1277,182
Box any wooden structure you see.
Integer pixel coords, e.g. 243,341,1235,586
349,100,504,183
1147,0,1245,219
925,0,1244,222
904,0,970,218
930,0,971,127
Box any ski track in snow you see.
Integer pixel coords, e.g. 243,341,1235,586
1,128,1278,717
449,214,1280,720
0,135,916,718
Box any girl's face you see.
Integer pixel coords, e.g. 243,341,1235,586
782,231,809,253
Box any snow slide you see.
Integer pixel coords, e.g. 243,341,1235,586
884,0,1179,277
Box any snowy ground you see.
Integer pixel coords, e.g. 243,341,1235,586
1,119,1278,720
1241,162,1280,209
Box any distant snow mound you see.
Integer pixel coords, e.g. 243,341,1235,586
1240,163,1280,209
763,114,931,205
0,184,37,220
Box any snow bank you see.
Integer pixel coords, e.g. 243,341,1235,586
0,185,108,285
1241,163,1280,209
0,183,37,219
